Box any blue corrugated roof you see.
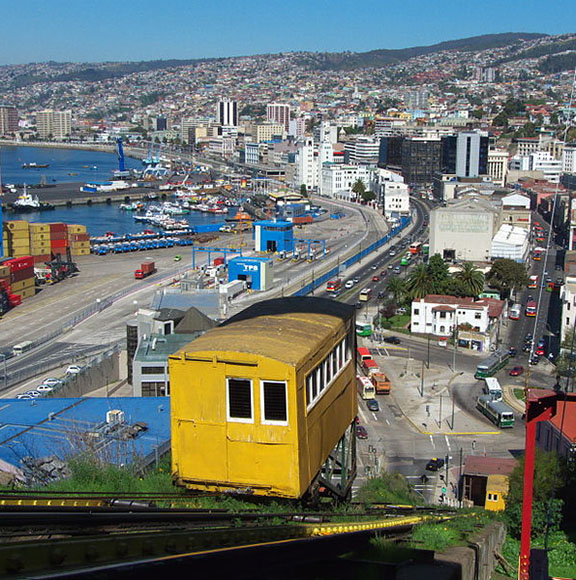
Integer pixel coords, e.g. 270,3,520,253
0,398,170,473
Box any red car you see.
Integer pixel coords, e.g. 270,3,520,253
536,346,546,356
372,275,380,282
509,365,524,376
356,425,368,439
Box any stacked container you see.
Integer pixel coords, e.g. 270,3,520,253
0,265,10,315
68,224,90,256
5,256,35,300
49,222,69,256
3,221,30,258
29,223,52,264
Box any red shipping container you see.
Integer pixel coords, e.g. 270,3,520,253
69,233,90,242
213,257,225,266
33,254,51,264
11,268,34,284
50,239,69,249
8,294,21,307
5,256,34,271
0,278,11,292
50,232,68,241
48,223,68,233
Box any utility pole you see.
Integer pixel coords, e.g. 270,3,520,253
427,334,431,369
420,360,425,397
451,393,455,430
438,392,443,427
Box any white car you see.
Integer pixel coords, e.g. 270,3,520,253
42,378,63,388
16,394,33,400
26,390,42,397
344,280,354,289
66,365,82,375
37,384,54,393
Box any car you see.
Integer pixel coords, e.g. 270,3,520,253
367,399,380,412
37,384,54,392
389,250,396,256
509,366,524,376
377,291,386,300
372,275,380,282
26,390,42,398
352,277,360,284
42,377,63,388
388,264,394,270
355,302,363,309
393,266,401,273
0,349,14,362
522,343,532,353
345,280,354,289
355,425,368,439
396,307,407,315
425,457,445,471
555,264,563,271
16,394,33,400
508,347,517,357
173,255,182,262
537,338,546,348
524,333,533,342
556,278,564,286
536,346,546,356
529,355,540,366
383,336,401,344
66,365,83,375
380,271,387,277
371,265,378,270
329,290,341,298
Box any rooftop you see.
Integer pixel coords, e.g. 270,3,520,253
463,455,517,477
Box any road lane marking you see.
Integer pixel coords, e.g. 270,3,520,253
445,435,451,451
429,435,435,448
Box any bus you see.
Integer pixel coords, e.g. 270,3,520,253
509,304,521,320
400,253,411,266
409,242,422,255
12,341,33,356
326,279,342,292
357,375,376,400
528,275,538,289
422,243,429,255
356,347,372,362
474,348,510,379
483,377,503,401
476,395,515,428
525,300,537,317
359,288,372,302
356,322,372,337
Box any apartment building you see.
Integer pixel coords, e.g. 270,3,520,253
0,105,18,135
36,110,72,140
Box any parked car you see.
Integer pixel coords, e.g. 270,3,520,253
42,378,63,388
393,266,401,273
26,390,42,398
355,425,368,440
367,399,380,412
383,336,401,344
529,355,540,366
16,394,33,400
426,457,445,471
509,366,524,376
508,347,517,357
37,384,55,392
355,302,363,310
536,346,546,356
66,365,83,375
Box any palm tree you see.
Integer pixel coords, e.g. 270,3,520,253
456,263,485,297
385,276,406,304
405,263,435,299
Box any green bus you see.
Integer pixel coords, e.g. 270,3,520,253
476,395,515,428
422,243,429,255
356,322,373,337
474,348,510,379
400,253,411,266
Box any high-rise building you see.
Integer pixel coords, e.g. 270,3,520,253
216,99,238,127
562,143,576,173
487,148,509,187
295,138,317,190
267,103,290,133
36,110,72,140
441,131,489,179
344,137,380,165
0,105,19,135
156,115,167,131
380,136,442,186
404,90,429,111
255,123,284,143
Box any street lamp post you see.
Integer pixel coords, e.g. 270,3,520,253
0,354,6,390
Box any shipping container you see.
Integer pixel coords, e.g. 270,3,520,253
19,286,36,299
50,239,69,248
5,221,29,231
30,223,50,233
50,231,68,241
68,224,87,234
135,261,156,279
213,256,225,266
33,254,51,263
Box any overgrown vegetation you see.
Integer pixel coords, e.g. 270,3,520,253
356,472,424,505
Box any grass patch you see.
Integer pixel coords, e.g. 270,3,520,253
513,388,526,402
356,472,424,505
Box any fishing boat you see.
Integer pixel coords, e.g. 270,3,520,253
22,162,49,169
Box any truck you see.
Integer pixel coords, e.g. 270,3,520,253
371,372,391,395
362,358,380,376
134,261,156,279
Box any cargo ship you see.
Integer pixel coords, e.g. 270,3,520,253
22,162,50,169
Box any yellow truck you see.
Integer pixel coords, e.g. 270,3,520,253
372,372,391,395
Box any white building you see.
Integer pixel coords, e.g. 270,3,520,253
319,163,374,200
491,224,530,262
563,143,576,173
288,117,306,138
487,148,508,187
509,151,562,183
410,295,505,352
371,168,409,218
344,137,380,164
429,197,500,262
36,109,72,140
216,99,238,127
294,138,317,190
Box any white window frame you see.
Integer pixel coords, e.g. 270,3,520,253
226,377,254,424
260,380,288,426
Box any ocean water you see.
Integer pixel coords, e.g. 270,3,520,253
0,145,142,186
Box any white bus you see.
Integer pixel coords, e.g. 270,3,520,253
13,341,33,356
483,377,503,401
509,304,521,320
359,287,372,302
357,375,376,400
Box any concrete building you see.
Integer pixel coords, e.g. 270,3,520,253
294,138,317,190
36,110,72,140
344,137,380,165
514,137,540,157
267,103,290,133
380,136,442,186
562,142,576,174
487,148,508,187
429,197,500,262
500,193,531,230
216,99,238,127
410,294,504,351
319,163,374,200
560,251,576,343
371,168,409,218
490,224,530,263
509,151,562,183
0,105,18,135
441,131,489,179
536,401,576,461
288,117,306,138
256,122,284,143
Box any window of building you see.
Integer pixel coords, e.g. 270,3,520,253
141,366,164,375
142,381,168,397
487,493,492,501
439,312,446,318
414,308,419,315
261,381,288,424
227,378,253,422
475,313,481,319
493,494,499,501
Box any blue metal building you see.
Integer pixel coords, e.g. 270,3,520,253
228,256,273,291
253,220,294,253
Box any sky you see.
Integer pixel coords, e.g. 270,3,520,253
2,0,575,65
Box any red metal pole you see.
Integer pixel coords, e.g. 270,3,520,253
518,417,537,580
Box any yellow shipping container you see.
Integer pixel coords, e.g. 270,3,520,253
68,224,87,234
30,223,50,233
30,233,50,242
0,266,10,278
5,221,29,231
11,278,35,292
19,286,36,300
70,241,90,249
70,248,90,256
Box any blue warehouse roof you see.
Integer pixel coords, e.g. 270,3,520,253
0,398,171,482
253,220,293,228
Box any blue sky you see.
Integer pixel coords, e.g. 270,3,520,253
2,0,575,65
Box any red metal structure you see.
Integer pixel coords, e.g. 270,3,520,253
519,389,576,580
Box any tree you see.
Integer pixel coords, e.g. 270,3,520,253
492,111,509,127
300,184,308,197
427,254,450,293
455,263,485,297
385,277,406,304
352,179,366,197
405,264,435,299
486,259,529,299
361,190,376,203
379,301,397,321
505,450,564,539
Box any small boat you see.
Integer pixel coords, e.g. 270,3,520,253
22,162,49,169
68,172,79,176
8,186,55,212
